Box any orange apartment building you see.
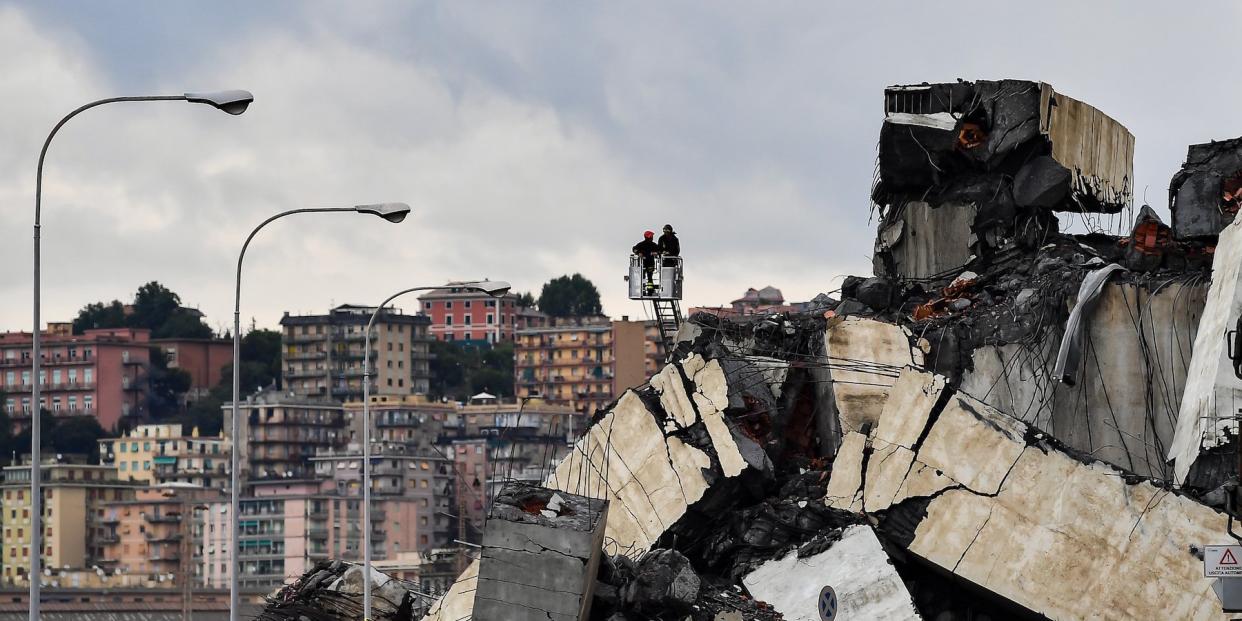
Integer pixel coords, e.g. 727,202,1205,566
515,316,666,415
0,324,150,432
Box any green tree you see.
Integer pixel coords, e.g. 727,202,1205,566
146,348,193,419
72,281,213,338
429,341,515,401
13,412,108,462
73,300,126,333
538,274,602,317
514,291,536,309
53,417,107,461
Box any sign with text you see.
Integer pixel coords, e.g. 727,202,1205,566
1206,545,1242,577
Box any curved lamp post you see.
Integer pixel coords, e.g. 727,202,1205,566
361,280,510,621
31,90,252,620
230,203,409,621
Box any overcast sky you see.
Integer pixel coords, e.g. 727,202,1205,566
2,1,1240,334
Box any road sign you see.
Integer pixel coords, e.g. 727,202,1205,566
818,585,838,621
1206,545,1242,577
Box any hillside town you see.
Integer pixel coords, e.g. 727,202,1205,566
0,277,816,615
8,3,1240,621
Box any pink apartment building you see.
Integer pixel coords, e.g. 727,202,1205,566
196,477,423,592
0,324,150,432
418,284,520,344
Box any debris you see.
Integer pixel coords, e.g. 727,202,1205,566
473,482,609,621
257,561,414,621
1171,213,1242,486
1051,262,1126,385
1171,136,1242,239
742,525,919,621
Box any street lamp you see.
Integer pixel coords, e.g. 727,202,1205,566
229,203,410,621
30,90,252,621
360,280,510,621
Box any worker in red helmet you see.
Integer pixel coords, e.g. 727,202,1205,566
632,230,660,292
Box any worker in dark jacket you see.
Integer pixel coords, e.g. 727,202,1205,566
658,224,680,266
632,230,660,291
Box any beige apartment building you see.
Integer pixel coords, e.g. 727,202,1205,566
515,317,615,414
279,304,432,402
515,316,666,415
99,423,228,489
0,459,139,585
224,391,349,481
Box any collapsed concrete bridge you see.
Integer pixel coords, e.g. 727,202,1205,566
261,79,1242,621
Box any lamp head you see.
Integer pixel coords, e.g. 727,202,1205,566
454,280,512,297
183,90,254,115
355,203,411,223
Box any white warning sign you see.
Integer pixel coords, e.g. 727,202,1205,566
1206,545,1242,577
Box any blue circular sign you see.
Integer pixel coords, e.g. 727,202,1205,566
818,585,838,621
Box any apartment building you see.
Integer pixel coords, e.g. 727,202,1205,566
99,424,228,489
280,304,431,402
612,317,667,394
98,487,223,582
341,395,455,450
310,445,447,551
149,337,231,399
0,324,150,432
195,471,432,591
224,391,349,481
514,317,615,414
418,284,520,344
0,458,139,585
196,483,319,591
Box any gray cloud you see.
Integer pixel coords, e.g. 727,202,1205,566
4,1,1241,332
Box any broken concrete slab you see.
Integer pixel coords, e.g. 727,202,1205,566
830,367,1235,620
823,317,923,435
1171,214,1242,486
961,278,1205,480
544,354,748,554
473,483,609,621
742,525,920,621
1171,137,1242,239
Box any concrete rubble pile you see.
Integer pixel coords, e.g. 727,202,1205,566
257,560,417,621
259,79,1242,620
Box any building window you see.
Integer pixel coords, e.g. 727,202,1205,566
464,316,472,325
464,300,471,308
486,314,494,325
445,317,453,326
445,302,453,309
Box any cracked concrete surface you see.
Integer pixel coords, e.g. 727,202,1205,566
428,354,748,619
742,525,919,621
827,367,1236,620
823,317,923,435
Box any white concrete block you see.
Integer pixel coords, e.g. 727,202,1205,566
742,525,920,621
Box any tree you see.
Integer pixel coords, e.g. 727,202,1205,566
53,417,107,461
73,300,126,333
12,412,108,462
429,340,515,401
72,281,213,338
146,348,193,419
515,291,536,309
538,274,602,317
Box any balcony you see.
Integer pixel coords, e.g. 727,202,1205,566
97,532,119,544
145,532,182,543
286,351,326,361
307,528,328,540
144,513,181,524
285,368,324,379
